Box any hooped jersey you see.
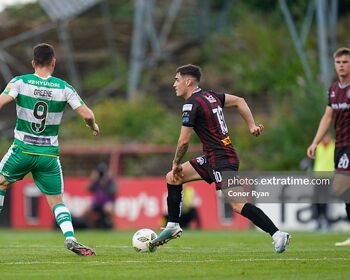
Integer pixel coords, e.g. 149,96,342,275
2,74,84,157
182,88,239,169
328,80,350,147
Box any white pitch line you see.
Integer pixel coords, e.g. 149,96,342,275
0,245,341,252
0,245,132,249
1,258,350,265
0,243,343,250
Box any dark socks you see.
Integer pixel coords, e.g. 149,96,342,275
345,203,350,222
167,183,183,223
241,203,279,236
339,189,350,222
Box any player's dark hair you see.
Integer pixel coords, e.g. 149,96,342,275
333,47,350,59
176,64,201,82
33,43,55,66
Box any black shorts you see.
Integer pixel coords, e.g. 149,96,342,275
189,155,239,189
335,147,350,171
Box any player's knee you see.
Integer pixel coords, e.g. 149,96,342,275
230,202,244,213
165,172,173,184
0,175,9,188
166,172,183,185
165,172,181,185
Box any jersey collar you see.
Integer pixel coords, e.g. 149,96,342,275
34,73,52,80
192,87,202,94
338,81,350,89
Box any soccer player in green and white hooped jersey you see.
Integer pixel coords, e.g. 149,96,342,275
0,43,99,256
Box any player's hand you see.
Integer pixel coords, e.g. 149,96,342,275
171,163,184,182
86,123,99,136
250,124,264,137
307,143,317,159
91,123,100,136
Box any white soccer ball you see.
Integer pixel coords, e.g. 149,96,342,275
132,228,157,253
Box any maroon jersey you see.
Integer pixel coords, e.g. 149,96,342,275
328,81,350,147
182,88,239,169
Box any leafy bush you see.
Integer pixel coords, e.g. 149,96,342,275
235,83,326,170
201,11,317,97
61,97,183,145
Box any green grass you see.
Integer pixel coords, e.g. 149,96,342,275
0,229,350,280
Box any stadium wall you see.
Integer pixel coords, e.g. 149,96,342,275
10,177,250,230
10,178,350,231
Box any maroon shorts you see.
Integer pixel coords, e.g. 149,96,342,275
189,155,238,189
335,147,350,171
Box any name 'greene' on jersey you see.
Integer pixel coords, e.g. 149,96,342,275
2,74,84,157
181,89,239,169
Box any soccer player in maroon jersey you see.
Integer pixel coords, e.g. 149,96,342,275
307,47,350,246
149,64,291,253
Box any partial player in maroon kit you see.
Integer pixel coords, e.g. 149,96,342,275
150,64,290,253
307,47,350,246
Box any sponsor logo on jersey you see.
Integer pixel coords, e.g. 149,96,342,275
331,103,350,110
205,94,216,103
221,136,232,146
330,91,335,98
182,111,190,124
23,135,51,145
182,117,190,124
33,88,52,98
182,104,193,112
27,80,60,88
196,156,206,166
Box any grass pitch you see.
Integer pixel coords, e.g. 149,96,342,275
0,229,349,280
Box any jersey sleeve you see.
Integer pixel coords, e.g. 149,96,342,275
216,92,226,107
182,100,199,127
64,83,85,110
2,77,21,99
208,90,225,107
327,87,332,107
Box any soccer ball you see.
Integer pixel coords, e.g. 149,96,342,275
132,228,157,253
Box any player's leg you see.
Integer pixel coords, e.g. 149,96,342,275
46,194,96,256
231,202,278,236
150,159,205,248
332,175,350,247
0,146,17,212
46,194,76,240
165,160,203,225
333,202,350,246
0,175,9,213
220,169,290,253
165,156,211,226
0,145,31,213
33,156,96,256
230,201,290,253
346,203,350,222
333,147,350,246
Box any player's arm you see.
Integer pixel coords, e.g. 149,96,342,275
75,104,99,136
65,82,99,136
173,126,193,165
172,126,193,180
0,94,15,110
307,106,333,159
224,94,263,136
